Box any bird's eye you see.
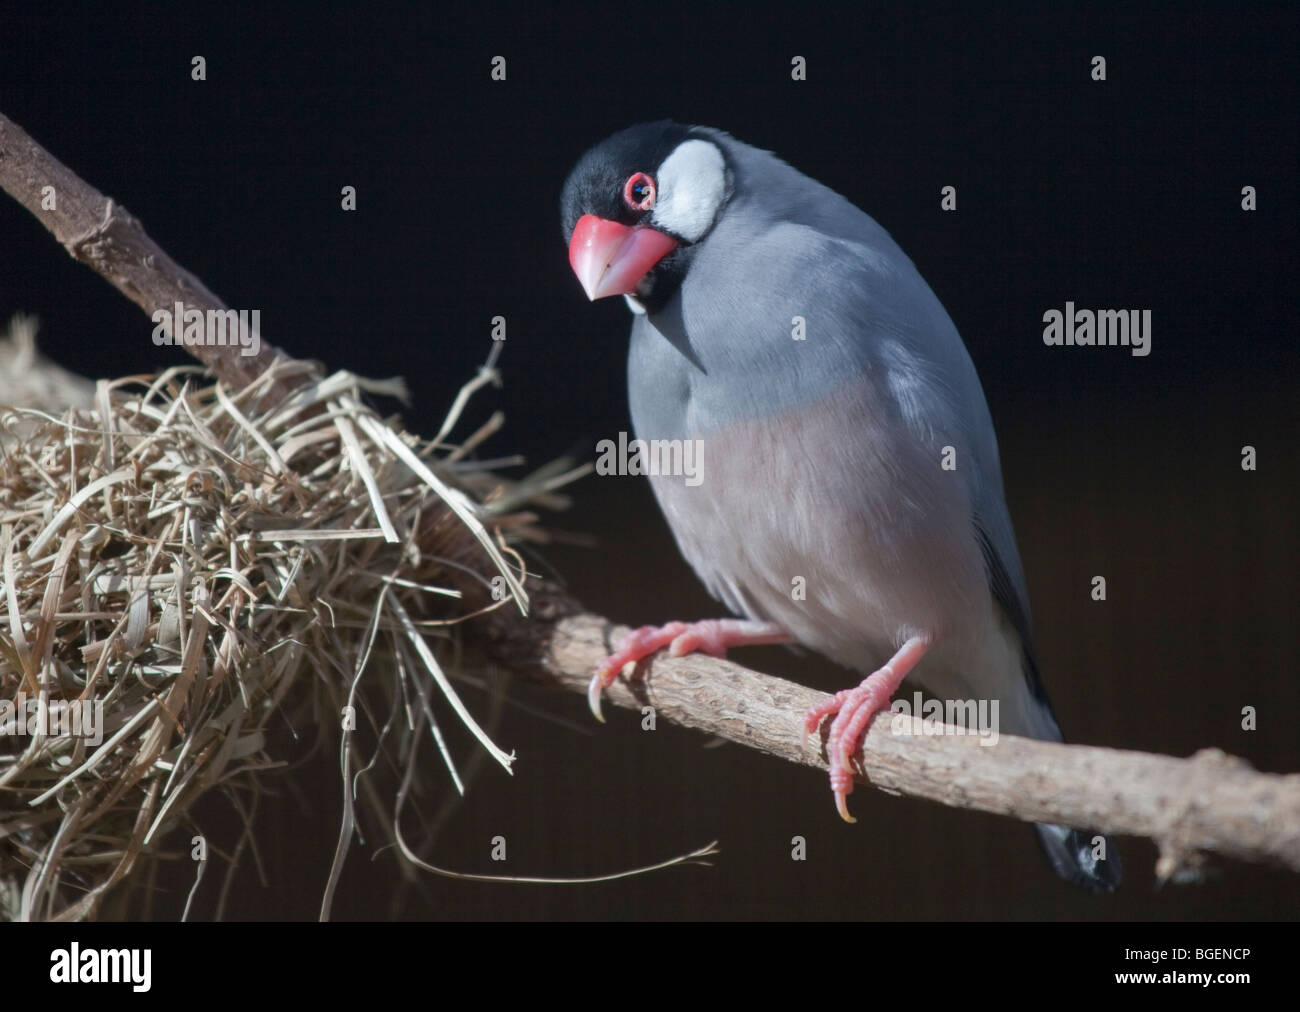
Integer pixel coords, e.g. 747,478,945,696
623,172,656,212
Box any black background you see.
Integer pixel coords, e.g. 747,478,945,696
1,2,1297,921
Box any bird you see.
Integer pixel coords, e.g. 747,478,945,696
559,120,1121,893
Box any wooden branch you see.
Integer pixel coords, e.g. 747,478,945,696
486,590,1300,880
0,110,295,393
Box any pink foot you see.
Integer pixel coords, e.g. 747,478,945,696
802,636,931,823
589,619,790,721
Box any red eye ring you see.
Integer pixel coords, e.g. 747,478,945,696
623,172,656,212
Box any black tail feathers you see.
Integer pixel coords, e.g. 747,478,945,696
1035,822,1122,893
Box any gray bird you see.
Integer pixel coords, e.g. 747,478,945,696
560,121,1121,892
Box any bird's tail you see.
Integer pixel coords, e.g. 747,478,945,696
1035,822,1122,893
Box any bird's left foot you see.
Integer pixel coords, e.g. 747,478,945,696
589,618,790,721
802,636,931,823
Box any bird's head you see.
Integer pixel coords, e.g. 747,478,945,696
560,121,732,311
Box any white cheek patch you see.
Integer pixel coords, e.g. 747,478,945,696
653,139,728,243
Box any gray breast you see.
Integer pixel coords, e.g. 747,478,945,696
632,362,990,676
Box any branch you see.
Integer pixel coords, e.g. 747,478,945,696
486,590,1300,880
0,111,293,393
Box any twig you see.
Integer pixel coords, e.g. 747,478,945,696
485,593,1300,880
0,111,290,393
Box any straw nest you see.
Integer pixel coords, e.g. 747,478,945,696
0,326,574,920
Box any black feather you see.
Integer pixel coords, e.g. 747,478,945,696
976,520,1052,710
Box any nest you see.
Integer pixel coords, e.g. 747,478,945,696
0,333,575,920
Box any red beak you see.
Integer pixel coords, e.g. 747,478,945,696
567,214,677,301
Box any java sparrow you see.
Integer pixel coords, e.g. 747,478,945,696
560,121,1121,892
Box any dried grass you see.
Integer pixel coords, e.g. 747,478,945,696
0,331,580,920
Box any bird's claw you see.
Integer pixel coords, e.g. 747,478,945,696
587,674,606,722
588,651,629,721
587,624,677,721
803,683,889,825
588,619,790,724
